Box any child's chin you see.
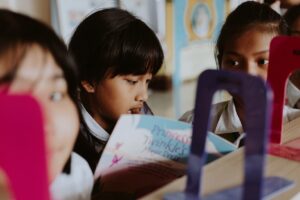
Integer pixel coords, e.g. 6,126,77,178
50,151,70,174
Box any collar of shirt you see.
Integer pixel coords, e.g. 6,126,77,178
286,80,300,108
80,103,110,142
214,99,244,135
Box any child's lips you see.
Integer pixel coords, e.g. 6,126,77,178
128,107,142,114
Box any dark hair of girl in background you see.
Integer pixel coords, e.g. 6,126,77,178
215,1,288,67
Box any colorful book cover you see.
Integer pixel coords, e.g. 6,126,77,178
94,114,236,197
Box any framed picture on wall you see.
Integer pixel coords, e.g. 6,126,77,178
51,0,117,43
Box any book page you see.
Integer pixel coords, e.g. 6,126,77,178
94,114,236,197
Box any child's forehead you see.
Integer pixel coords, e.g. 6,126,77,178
222,29,275,56
16,47,53,76
8,46,64,87
225,26,277,46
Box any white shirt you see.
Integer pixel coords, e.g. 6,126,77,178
50,153,94,200
286,80,300,108
180,99,300,146
80,104,110,153
80,104,109,142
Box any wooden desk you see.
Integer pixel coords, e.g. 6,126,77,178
141,117,300,200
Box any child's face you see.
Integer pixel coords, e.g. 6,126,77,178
7,46,79,181
85,73,152,131
221,28,275,81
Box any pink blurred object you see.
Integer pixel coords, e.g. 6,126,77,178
267,36,300,144
0,94,49,200
269,138,300,162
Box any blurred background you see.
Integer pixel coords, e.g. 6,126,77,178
0,0,259,119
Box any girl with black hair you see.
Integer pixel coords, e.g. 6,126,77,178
181,1,300,147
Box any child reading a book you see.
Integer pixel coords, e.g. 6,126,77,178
180,1,300,147
68,8,164,172
0,9,93,199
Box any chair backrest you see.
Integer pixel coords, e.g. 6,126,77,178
267,36,300,144
0,94,49,200
165,70,272,200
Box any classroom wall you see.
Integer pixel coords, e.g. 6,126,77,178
0,0,51,24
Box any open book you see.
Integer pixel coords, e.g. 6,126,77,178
93,114,237,198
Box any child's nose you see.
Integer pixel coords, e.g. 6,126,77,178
245,62,258,75
135,85,148,102
247,65,267,80
247,65,258,76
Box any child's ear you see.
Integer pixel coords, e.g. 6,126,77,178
81,81,95,93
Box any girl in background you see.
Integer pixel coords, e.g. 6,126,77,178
0,9,93,200
180,1,300,147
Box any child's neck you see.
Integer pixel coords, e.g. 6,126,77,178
94,116,115,134
81,94,115,134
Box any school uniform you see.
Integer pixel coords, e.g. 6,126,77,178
74,103,153,172
180,98,300,147
50,152,94,200
286,80,300,109
73,104,109,172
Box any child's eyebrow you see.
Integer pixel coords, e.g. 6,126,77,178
253,50,269,56
224,50,269,56
223,51,240,56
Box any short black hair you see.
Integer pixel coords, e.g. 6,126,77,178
68,8,164,85
283,4,300,34
215,1,287,67
0,9,78,102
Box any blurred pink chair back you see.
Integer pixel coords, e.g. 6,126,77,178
267,36,300,144
0,94,49,200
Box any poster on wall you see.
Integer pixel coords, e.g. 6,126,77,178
120,0,167,62
173,0,229,84
52,0,117,43
120,0,159,32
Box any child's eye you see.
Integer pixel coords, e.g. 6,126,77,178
258,59,269,65
49,91,65,102
225,60,239,67
126,79,138,85
146,79,152,84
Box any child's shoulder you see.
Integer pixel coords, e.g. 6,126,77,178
179,100,232,123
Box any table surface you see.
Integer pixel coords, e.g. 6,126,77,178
141,117,300,200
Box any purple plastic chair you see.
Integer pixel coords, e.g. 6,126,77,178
165,70,273,200
0,94,50,200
